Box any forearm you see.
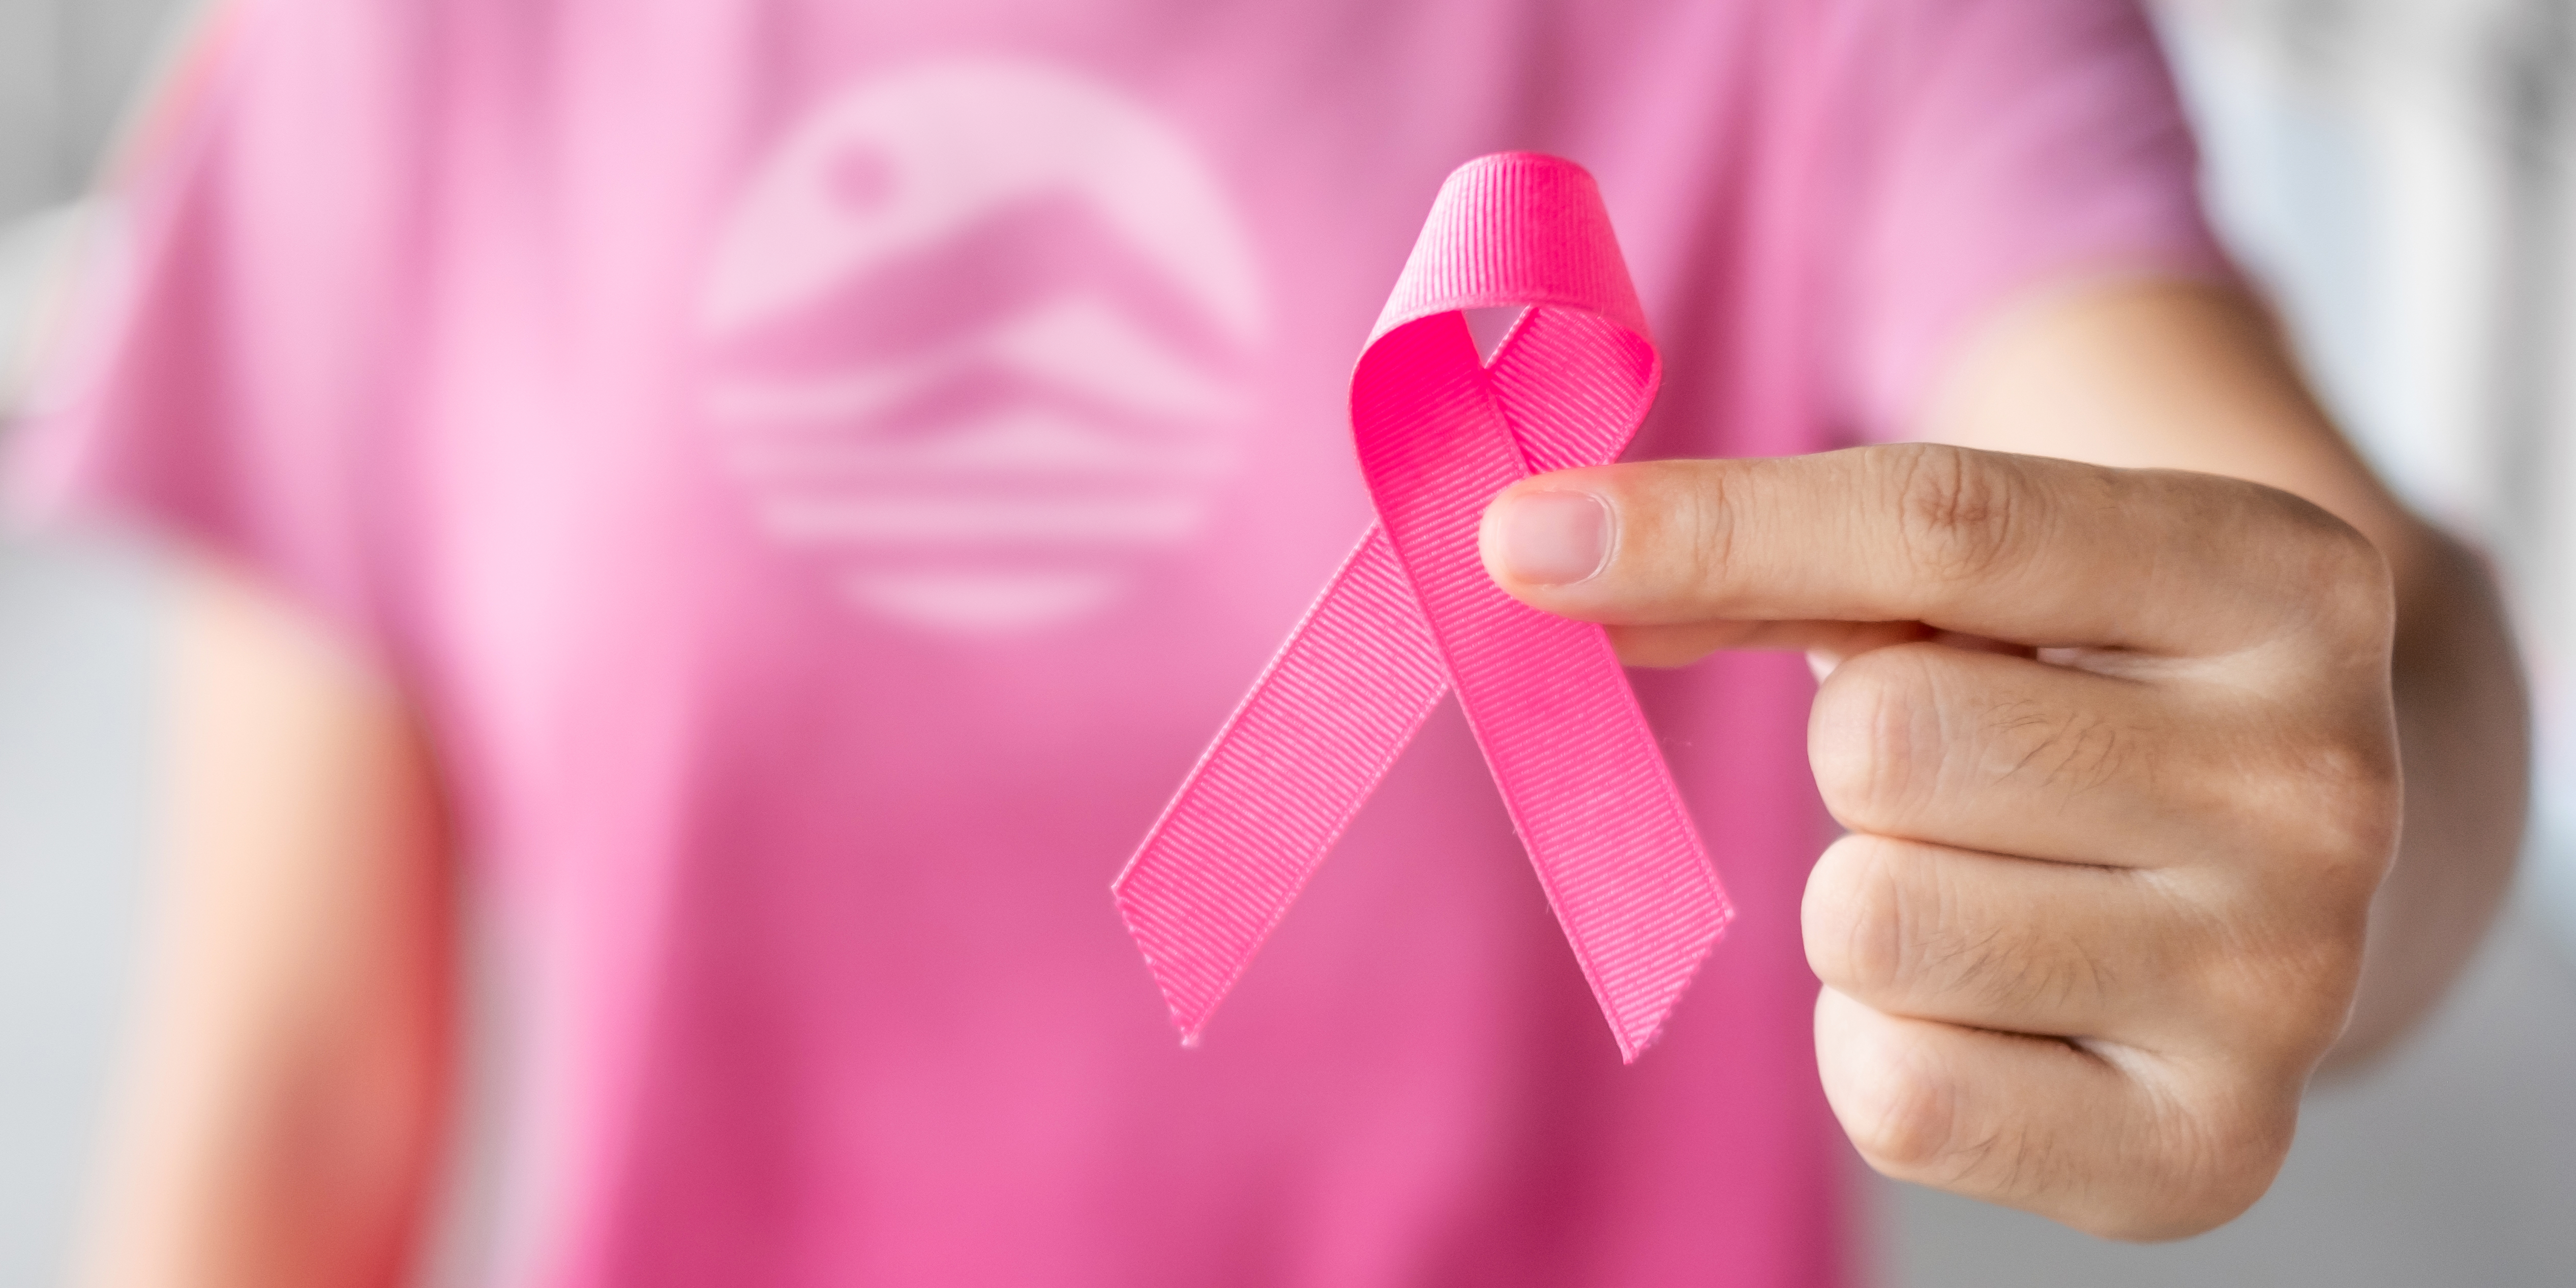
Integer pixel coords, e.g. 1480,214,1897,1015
76,570,455,1288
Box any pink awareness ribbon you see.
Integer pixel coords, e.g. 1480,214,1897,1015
1114,153,1731,1062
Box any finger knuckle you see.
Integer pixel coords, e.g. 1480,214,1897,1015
1804,836,1909,994
1810,837,2118,1023
2229,716,2402,892
1884,443,2026,588
2183,864,2369,1063
2111,1079,2295,1240
2238,489,2394,647
1841,1055,1965,1177
1638,460,1739,611
1845,1049,2062,1201
1809,648,1940,832
2295,732,2403,880
2303,515,2398,643
2203,911,2371,1059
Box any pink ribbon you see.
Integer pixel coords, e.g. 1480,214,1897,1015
1114,153,1731,1062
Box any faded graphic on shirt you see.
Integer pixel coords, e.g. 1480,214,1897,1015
697,58,1266,632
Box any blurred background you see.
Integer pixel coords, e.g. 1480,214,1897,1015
3,0,2574,1283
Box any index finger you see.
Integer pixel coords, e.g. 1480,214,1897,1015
1478,444,2386,657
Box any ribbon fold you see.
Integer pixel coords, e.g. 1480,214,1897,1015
1114,153,1731,1062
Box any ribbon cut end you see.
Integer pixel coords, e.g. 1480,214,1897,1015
1111,874,1236,1046
1603,898,1736,1064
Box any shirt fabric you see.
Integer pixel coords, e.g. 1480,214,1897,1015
17,1,2227,1284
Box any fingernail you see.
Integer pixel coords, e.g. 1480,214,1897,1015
1496,490,1610,585
1806,650,1840,683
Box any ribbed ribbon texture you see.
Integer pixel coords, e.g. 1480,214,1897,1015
1113,153,1732,1062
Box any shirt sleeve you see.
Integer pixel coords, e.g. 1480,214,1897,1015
9,0,426,652
1842,0,2238,440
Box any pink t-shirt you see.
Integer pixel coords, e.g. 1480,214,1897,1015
19,1,2227,1283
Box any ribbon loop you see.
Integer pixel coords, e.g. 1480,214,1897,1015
1115,154,1730,1062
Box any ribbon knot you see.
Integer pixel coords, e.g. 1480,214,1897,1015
1114,153,1731,1061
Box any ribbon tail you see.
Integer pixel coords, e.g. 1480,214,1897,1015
1354,310,1731,1062
1113,526,1449,1042
1480,617,1733,1061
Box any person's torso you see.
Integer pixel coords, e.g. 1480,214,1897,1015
344,3,1860,1282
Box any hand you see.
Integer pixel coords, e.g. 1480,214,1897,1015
1481,443,2402,1239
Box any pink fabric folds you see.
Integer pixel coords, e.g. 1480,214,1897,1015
1115,154,1731,1061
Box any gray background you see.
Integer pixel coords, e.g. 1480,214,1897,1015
2,1,2572,1284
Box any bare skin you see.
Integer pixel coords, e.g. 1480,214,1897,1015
76,279,2524,1281
1481,279,2525,1239
75,574,453,1288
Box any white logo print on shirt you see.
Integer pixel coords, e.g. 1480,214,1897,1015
698,58,1266,633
